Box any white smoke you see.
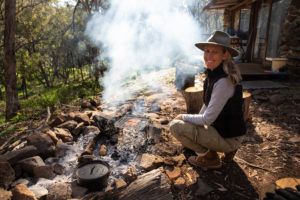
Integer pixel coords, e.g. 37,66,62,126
85,0,203,104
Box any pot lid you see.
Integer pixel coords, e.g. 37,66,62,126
76,162,109,181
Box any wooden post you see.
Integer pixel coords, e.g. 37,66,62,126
181,86,203,114
243,91,252,121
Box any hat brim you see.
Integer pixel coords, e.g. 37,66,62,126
195,42,240,57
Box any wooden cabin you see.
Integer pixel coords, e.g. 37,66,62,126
203,0,300,73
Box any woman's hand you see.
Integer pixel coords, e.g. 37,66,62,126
175,114,183,120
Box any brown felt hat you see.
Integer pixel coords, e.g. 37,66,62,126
195,30,240,57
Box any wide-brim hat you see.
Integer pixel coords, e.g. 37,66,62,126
195,31,240,57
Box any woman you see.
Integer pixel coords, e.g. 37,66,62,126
170,31,246,170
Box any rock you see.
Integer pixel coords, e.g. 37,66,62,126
45,130,59,144
114,179,127,190
44,157,59,165
74,112,90,125
33,166,55,179
99,144,107,156
49,115,65,127
12,184,37,200
174,177,185,189
163,157,176,166
0,187,12,200
269,94,285,105
46,183,71,200
275,177,300,190
53,128,73,142
55,141,72,158
89,99,99,107
0,162,15,189
72,122,85,136
123,166,138,183
71,181,88,198
53,163,65,175
165,167,181,181
81,100,92,109
18,156,45,175
12,179,30,188
28,185,48,200
181,166,199,187
82,126,100,135
172,154,186,167
26,134,55,159
57,120,78,132
139,153,164,171
0,146,38,165
67,112,76,121
104,183,114,193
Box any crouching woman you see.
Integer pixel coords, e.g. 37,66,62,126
170,31,246,170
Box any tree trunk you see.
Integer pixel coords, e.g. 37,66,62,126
243,91,252,122
4,0,19,120
80,67,84,83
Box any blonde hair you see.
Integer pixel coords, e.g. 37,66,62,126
222,49,242,85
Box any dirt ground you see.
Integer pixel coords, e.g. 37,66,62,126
0,70,299,200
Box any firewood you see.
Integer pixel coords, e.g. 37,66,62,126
181,86,203,114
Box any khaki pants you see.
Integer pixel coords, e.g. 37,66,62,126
169,119,243,154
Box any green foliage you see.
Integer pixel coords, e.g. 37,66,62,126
0,126,18,137
10,112,28,123
57,80,101,103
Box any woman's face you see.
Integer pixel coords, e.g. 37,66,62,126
203,44,229,70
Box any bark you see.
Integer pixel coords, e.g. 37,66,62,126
4,0,19,120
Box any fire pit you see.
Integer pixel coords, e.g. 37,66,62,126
76,160,110,190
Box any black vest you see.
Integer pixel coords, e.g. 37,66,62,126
203,65,246,138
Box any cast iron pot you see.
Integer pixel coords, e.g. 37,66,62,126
76,160,110,190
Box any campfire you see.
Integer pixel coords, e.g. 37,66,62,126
0,68,197,199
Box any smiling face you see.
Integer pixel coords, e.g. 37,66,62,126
203,44,229,70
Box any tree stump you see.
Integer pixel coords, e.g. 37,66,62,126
243,91,252,122
181,86,203,114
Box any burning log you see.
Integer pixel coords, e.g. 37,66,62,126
181,86,203,114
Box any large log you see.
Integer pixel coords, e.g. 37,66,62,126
181,86,203,114
118,168,173,200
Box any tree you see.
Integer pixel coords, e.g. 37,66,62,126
4,0,19,120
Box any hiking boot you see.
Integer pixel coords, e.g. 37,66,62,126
188,150,221,170
221,150,237,163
